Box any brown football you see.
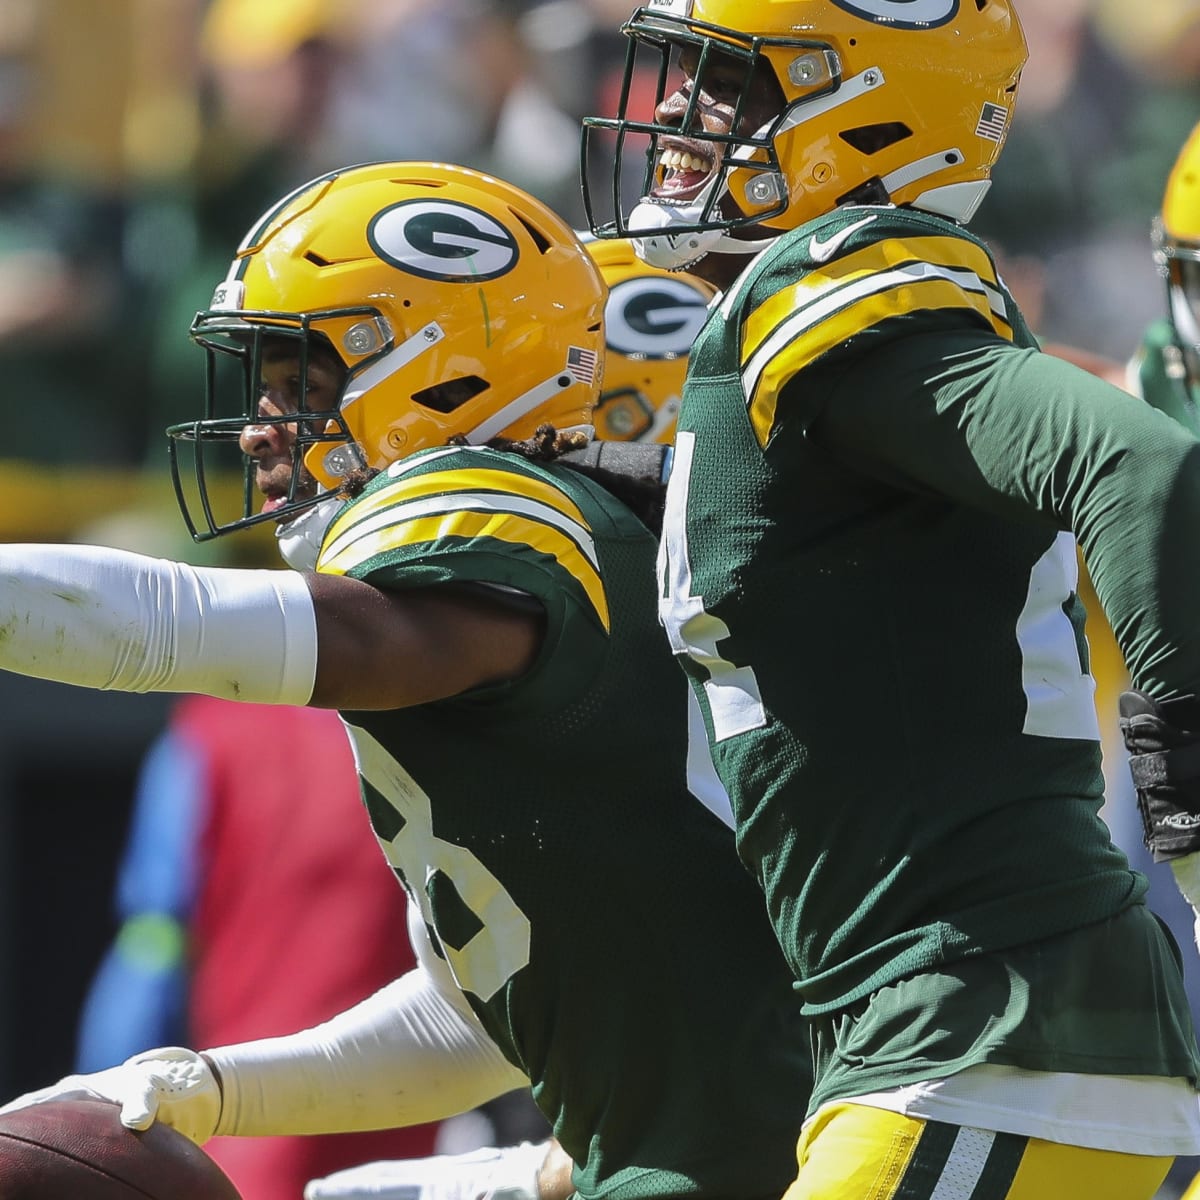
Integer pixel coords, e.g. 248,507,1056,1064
0,1096,241,1198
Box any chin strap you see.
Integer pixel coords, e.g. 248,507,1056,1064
627,128,782,274
629,199,777,272
276,495,347,572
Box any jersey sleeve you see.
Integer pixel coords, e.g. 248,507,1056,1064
731,210,1022,451
799,326,1200,708
315,447,612,700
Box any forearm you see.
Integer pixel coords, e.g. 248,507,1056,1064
0,544,316,704
537,1139,575,1200
1078,451,1200,703
207,968,529,1136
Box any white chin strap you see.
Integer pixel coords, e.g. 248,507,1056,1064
629,198,778,271
628,145,779,272
275,495,346,572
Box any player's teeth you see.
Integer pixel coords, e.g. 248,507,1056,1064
660,150,710,173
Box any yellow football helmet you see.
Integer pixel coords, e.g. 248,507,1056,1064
585,237,716,443
1156,120,1200,400
582,0,1028,270
169,161,606,539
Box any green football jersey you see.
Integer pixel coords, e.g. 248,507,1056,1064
315,445,811,1200
660,206,1200,1092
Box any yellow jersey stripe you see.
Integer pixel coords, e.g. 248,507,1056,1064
744,271,1014,448
741,234,1004,366
323,465,590,549
320,486,599,574
318,504,610,632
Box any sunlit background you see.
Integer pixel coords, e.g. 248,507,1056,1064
0,0,1196,1189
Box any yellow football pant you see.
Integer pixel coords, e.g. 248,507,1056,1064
783,1102,1172,1200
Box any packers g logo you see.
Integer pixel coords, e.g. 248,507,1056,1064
369,200,520,282
830,0,959,28
606,276,710,359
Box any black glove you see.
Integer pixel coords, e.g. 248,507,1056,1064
1118,690,1200,860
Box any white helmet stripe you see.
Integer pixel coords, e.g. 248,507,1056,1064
880,147,964,194
464,373,580,444
774,67,885,138
341,323,445,407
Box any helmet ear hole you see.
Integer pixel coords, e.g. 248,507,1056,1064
412,375,490,414
840,123,912,155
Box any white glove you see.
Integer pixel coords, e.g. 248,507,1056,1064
0,1047,222,1145
1170,851,1200,953
303,1141,548,1200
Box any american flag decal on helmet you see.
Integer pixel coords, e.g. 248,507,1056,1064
975,102,1009,143
567,346,598,384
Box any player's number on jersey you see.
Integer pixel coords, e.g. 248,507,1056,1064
658,432,767,746
349,723,531,1002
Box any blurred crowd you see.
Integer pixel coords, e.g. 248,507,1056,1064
0,0,630,474
973,0,1200,359
0,0,1197,478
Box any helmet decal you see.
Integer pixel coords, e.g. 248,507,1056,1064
830,0,959,28
369,199,520,282
209,280,245,310
974,101,1011,143
606,276,711,359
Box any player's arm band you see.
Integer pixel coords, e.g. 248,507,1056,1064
0,544,316,705
203,965,530,1136
1119,689,1200,859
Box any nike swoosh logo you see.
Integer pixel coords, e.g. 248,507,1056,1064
808,215,878,263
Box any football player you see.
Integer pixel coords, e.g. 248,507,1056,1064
1129,119,1200,436
1114,119,1200,1200
291,240,717,1200
581,3,1200,1198
1117,118,1200,938
0,162,811,1200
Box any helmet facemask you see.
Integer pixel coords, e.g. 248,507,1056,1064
582,12,814,269
582,2,1028,271
168,309,367,541
1156,119,1200,402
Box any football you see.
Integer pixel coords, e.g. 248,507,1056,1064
0,1097,241,1199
